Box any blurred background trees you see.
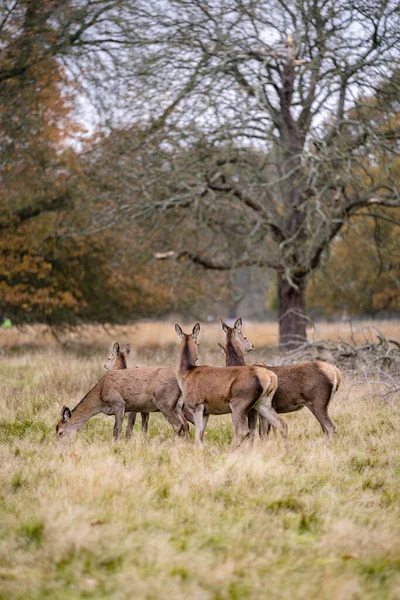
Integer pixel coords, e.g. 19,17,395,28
0,1,399,341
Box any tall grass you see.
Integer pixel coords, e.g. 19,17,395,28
0,342,400,599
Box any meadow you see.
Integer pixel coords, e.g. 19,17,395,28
2,317,400,349
0,322,400,599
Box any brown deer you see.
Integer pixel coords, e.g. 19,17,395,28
104,341,130,371
55,366,185,442
104,342,149,440
218,317,341,440
174,322,286,448
217,317,264,443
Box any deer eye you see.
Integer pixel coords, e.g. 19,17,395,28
58,431,64,437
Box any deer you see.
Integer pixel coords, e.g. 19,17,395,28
104,342,149,440
218,317,341,440
55,364,187,442
104,341,130,371
174,322,287,448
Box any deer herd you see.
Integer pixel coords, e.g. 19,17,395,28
55,318,341,447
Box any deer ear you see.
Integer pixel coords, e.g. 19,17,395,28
192,322,200,341
61,406,72,422
218,316,228,332
234,318,242,333
175,323,184,340
112,342,120,354
217,343,226,355
123,343,131,355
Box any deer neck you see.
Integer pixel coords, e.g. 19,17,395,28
178,337,197,375
226,335,246,367
70,385,103,427
113,355,127,370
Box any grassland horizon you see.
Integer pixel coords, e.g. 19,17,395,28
1,317,400,351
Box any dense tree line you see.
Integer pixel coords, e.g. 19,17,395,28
0,1,399,340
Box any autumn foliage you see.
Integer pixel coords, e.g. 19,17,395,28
0,2,399,326
307,211,400,316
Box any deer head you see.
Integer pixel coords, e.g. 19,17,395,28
218,317,254,355
55,406,78,442
104,342,130,370
175,322,200,371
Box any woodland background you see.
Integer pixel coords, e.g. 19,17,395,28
1,1,399,344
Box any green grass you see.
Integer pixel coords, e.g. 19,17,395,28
0,347,400,599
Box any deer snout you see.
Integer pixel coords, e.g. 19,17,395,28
55,429,67,444
56,426,77,443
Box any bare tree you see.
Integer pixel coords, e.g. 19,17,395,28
4,2,398,340
88,0,399,346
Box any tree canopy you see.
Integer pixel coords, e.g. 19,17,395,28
0,1,399,335
81,0,400,343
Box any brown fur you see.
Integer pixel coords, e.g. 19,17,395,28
175,322,285,448
219,318,341,440
104,342,150,439
55,367,185,442
254,361,341,438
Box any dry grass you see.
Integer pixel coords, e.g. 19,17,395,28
1,341,400,599
1,318,400,351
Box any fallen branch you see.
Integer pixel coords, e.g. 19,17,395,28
256,327,400,401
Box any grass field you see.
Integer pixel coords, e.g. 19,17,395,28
1,326,400,599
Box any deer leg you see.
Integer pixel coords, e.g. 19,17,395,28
230,402,250,449
306,402,335,440
103,391,126,441
112,400,126,441
193,404,205,446
255,404,287,442
183,404,195,427
200,413,209,442
141,413,149,439
175,397,191,439
259,415,268,438
259,415,272,439
153,392,185,437
156,404,184,437
126,412,137,440
254,384,287,443
247,408,258,444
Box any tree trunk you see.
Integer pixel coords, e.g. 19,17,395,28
277,273,307,349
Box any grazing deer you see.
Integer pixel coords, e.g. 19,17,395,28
55,366,185,442
218,317,341,440
175,322,286,448
104,342,149,440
